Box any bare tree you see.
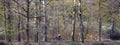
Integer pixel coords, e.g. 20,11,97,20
26,0,31,43
6,0,13,42
79,0,84,43
72,5,77,41
43,0,48,42
34,0,41,42
2,0,7,43
98,0,102,41
17,14,21,42
16,1,21,42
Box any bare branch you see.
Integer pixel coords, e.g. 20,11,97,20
12,0,27,12
12,9,44,18
12,9,27,17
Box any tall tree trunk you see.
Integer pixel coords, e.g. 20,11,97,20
6,1,13,42
72,5,77,41
17,15,21,42
3,0,7,42
26,0,30,43
79,0,84,43
35,1,40,42
72,11,76,41
98,0,102,41
79,14,84,43
43,0,48,42
17,2,21,42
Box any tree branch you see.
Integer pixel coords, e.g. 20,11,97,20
12,9,44,18
12,0,27,12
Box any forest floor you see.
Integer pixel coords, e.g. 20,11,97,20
6,40,120,45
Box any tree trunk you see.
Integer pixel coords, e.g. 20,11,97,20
79,14,84,43
72,12,76,42
3,0,7,42
35,1,40,42
79,0,84,43
43,0,48,42
17,15,21,42
17,2,21,42
98,0,102,41
72,5,77,42
26,0,30,43
7,1,13,42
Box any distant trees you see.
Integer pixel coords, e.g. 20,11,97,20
3,0,13,42
0,0,120,44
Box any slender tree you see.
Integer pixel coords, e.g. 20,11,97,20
79,0,84,43
43,0,48,42
6,0,13,42
98,0,102,41
71,0,76,42
2,0,7,42
72,5,77,41
17,13,21,42
26,0,30,43
17,1,21,42
35,0,41,42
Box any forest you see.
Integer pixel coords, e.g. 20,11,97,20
0,0,120,45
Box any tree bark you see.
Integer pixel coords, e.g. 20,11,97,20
79,0,84,43
26,0,30,43
98,0,102,41
72,6,77,42
3,0,7,42
43,0,48,42
35,1,40,42
17,15,21,42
